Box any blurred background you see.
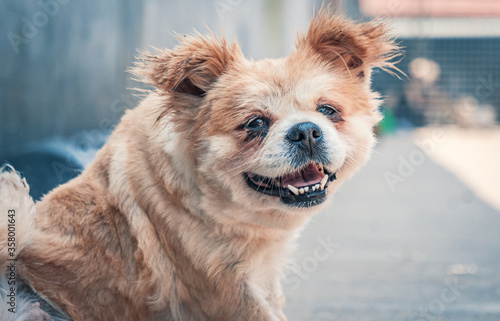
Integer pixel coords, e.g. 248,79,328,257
1,0,499,320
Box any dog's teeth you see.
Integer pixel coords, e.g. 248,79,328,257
320,174,328,190
299,188,304,195
304,187,309,192
288,185,299,196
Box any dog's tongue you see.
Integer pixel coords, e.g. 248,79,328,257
282,163,324,187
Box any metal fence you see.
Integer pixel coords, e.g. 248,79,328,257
373,37,500,129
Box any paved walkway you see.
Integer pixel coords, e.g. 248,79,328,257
284,131,500,321
415,127,500,211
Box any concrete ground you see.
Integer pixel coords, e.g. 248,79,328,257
415,127,500,211
284,130,500,321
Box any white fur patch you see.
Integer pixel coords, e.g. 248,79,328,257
0,166,36,267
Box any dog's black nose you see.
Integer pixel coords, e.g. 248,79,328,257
286,122,323,155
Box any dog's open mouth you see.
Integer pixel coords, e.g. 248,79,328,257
244,162,337,207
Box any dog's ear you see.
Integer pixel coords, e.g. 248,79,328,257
132,33,243,97
296,7,401,79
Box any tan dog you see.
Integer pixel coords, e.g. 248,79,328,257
0,8,400,321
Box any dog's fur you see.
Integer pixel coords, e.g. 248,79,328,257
0,8,400,321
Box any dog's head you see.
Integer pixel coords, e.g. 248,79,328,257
133,10,400,230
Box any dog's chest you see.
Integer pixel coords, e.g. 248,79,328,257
244,236,292,299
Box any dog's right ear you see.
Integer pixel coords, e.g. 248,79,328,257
132,33,243,98
295,6,401,80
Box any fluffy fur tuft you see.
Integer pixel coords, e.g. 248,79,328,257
0,165,36,272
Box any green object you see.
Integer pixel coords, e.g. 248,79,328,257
378,107,397,135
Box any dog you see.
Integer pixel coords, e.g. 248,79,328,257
0,7,400,321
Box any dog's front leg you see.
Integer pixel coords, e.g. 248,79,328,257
199,290,282,321
268,286,287,321
177,277,283,321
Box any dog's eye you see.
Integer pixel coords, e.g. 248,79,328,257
317,104,336,116
317,104,343,122
240,116,270,142
245,116,267,130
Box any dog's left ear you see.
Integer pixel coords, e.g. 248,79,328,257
296,8,401,80
133,33,243,97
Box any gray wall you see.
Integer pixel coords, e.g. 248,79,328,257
0,0,325,155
